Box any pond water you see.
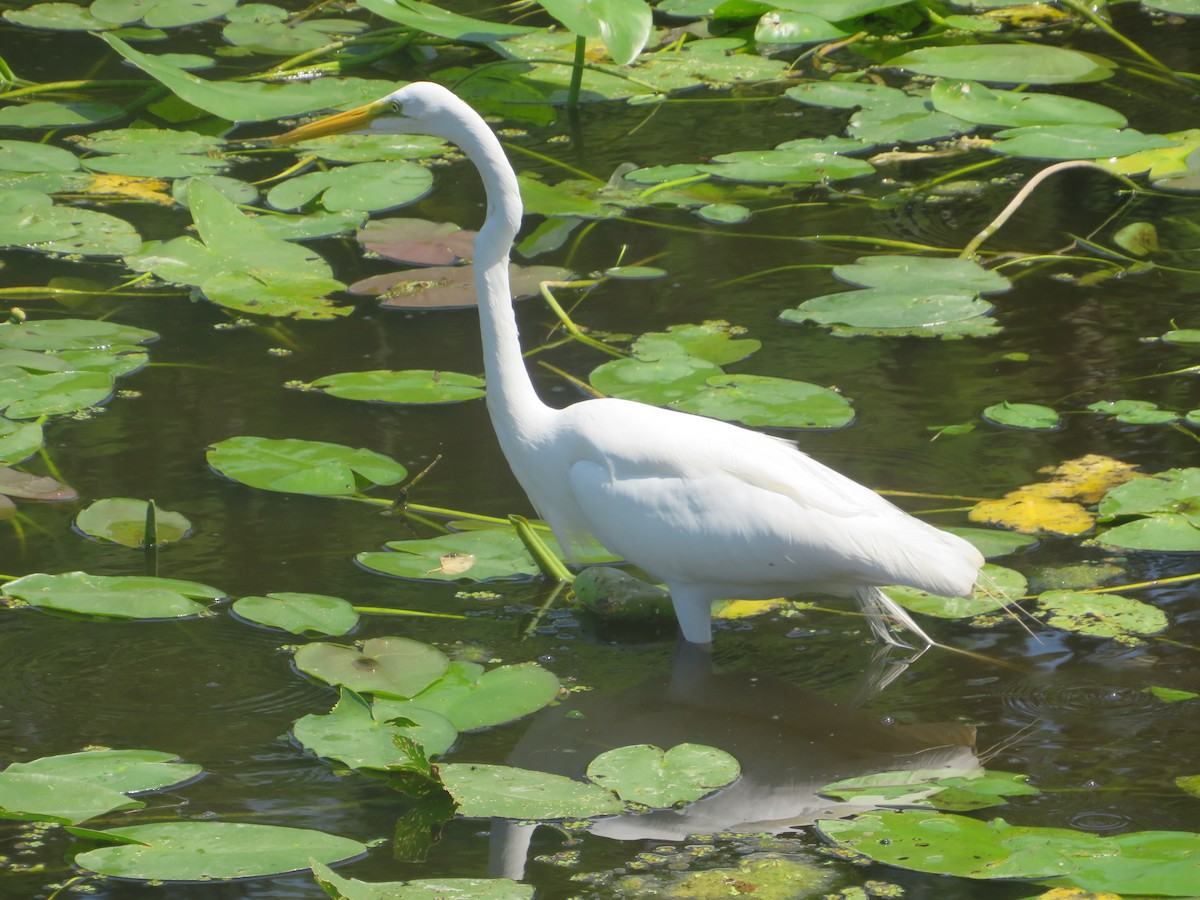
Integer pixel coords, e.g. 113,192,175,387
1,2,1199,898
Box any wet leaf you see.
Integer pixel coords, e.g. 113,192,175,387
222,3,367,56
1111,223,1159,257
75,822,367,880
397,661,560,732
91,0,236,27
887,45,1116,85
439,763,624,819
293,688,457,767
293,636,449,698
288,133,448,164
589,354,724,404
674,374,856,429
1098,468,1200,520
0,100,124,128
970,492,1092,536
5,749,200,794
0,468,76,502
350,264,571,310
696,202,750,224
820,768,1037,811
631,321,760,366
0,319,157,352
266,161,433,213
77,128,228,177
604,265,666,280
1147,686,1198,703
358,219,476,265
0,419,43,466
699,147,874,184
232,592,359,636
0,772,142,824
300,369,485,405
354,0,536,42
3,572,223,619
1036,455,1143,504
207,435,407,496
3,2,110,29
586,743,740,806
75,498,192,547
885,563,1026,619
930,80,1126,128
992,125,1174,161
755,10,848,47
540,0,652,65
981,401,1060,430
1097,515,1200,551
311,861,534,900
1036,590,1168,638
98,33,386,123
361,529,566,582
943,526,1037,558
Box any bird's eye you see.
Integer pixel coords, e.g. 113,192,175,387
390,100,403,113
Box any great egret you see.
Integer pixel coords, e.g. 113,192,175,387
272,82,984,647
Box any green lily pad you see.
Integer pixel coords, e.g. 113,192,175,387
0,772,142,824
942,526,1037,558
299,370,485,405
1097,515,1200,551
590,354,724,404
0,418,44,465
674,374,856,429
232,592,359,636
1087,399,1177,425
992,125,1174,161
1035,590,1168,638
1098,468,1200,520
849,96,976,144
222,3,367,56
755,10,848,46
207,435,406,496
293,688,457,767
0,189,141,257
4,2,109,29
439,763,624,820
400,660,560,731
0,140,79,173
5,749,200,794
354,0,536,42
930,80,1126,128
77,128,228,177
1147,686,1198,703
586,743,740,807
981,401,1061,430
0,101,124,128
0,318,157,351
358,529,569,582
266,161,433,213
2,572,223,619
539,0,652,65
887,44,1116,85
819,768,1037,812
90,0,236,27
311,860,534,899
885,564,1026,619
631,321,760,366
696,203,750,224
255,209,369,241
699,147,874,184
290,134,449,165
98,33,386,123
604,265,667,280
0,371,113,419
75,498,193,548
293,636,450,698
1144,0,1200,12
75,822,367,880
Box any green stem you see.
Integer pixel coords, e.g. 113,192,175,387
538,281,626,357
1059,0,1188,80
567,34,586,112
623,218,956,253
0,79,151,101
353,606,469,619
510,515,573,583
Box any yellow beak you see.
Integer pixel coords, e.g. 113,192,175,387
269,99,389,146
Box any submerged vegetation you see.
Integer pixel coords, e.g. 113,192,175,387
2,0,1200,896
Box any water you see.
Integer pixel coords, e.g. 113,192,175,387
2,6,1200,898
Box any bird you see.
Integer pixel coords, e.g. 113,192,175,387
271,82,985,648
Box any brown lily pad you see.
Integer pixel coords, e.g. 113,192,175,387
349,264,572,310
358,218,476,266
0,467,77,502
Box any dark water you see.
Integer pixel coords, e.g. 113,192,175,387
2,6,1200,899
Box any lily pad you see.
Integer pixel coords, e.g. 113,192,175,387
354,0,536,42
981,401,1061,430
943,526,1037,558
293,688,457,767
5,749,200,795
1097,515,1200,551
0,318,157,352
232,592,359,636
585,743,740,807
358,218,476,265
0,772,142,824
293,636,450,698
992,125,1174,161
930,80,1126,128
673,374,856,429
400,661,560,732
590,355,724,405
207,435,407,496
90,0,236,27
0,101,124,128
266,161,433,213
819,768,1037,812
358,529,576,582
0,419,44,465
439,763,624,820
2,572,223,619
1035,590,1168,638
222,3,367,56
75,822,367,880
299,370,485,405
0,371,113,419
885,564,1026,619
349,264,571,310
631,321,760,366
311,860,533,899
77,128,228,177
75,498,193,548
887,44,1116,85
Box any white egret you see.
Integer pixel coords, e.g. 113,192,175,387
273,82,984,647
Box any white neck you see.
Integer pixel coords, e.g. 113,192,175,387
440,101,548,436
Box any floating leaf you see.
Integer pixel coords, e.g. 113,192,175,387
5,749,200,794
0,772,142,824
75,498,192,548
590,355,724,405
299,370,485,405
349,264,571,310
207,436,407,496
696,203,750,224
981,401,1061,430
1036,590,1168,638
943,526,1037,558
3,572,223,619
75,822,367,880
399,661,560,732
90,0,236,27
930,80,1126,128
755,10,848,46
699,147,874,184
0,419,43,466
992,125,1174,161
222,3,367,55
0,468,76,503
1097,515,1200,551
0,100,124,128
885,564,1026,619
3,2,109,29
232,592,359,636
0,319,157,353
358,218,476,265
1147,686,1198,703
1098,468,1200,521
293,688,457,768
439,763,624,819
887,45,1116,85
293,636,449,698
539,0,652,65
354,0,536,42
673,374,856,429
361,529,565,582
586,743,740,806
631,321,760,366
267,161,433,213
310,860,533,899
971,492,1092,536
76,129,228,177
819,768,1037,812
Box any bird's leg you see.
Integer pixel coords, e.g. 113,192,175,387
668,586,715,644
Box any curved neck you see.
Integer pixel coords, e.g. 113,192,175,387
442,101,547,432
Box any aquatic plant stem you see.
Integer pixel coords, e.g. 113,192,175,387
536,361,605,397
567,34,586,112
1059,0,1195,81
1072,571,1200,596
510,514,574,583
353,606,469,619
960,161,1142,259
538,281,625,357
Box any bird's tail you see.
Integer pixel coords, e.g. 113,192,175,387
854,585,934,650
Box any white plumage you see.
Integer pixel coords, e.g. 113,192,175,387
274,82,984,646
